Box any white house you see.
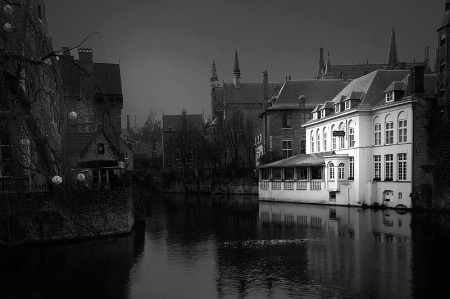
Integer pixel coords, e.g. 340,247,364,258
259,67,436,208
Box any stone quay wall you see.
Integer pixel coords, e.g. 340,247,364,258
0,189,134,246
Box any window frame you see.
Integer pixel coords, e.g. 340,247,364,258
374,155,381,180
335,104,340,113
349,127,355,147
282,112,292,129
398,119,407,143
345,100,350,110
97,143,105,155
329,162,335,180
385,122,394,144
310,133,315,153
398,153,407,181
282,140,292,158
374,123,381,145
323,130,327,152
338,163,345,180
385,154,393,180
349,157,354,179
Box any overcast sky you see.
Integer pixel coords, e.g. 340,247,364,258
45,0,443,127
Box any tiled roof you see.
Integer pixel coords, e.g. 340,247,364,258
223,82,281,104
321,101,334,109
311,104,322,113
259,151,334,168
163,114,203,131
269,80,347,110
66,133,94,156
349,91,365,100
93,63,122,95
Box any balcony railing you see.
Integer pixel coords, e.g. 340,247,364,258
284,181,294,190
260,181,269,190
311,181,322,190
272,181,281,190
296,180,307,190
260,180,323,191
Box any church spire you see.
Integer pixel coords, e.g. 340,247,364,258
233,50,241,88
387,26,399,67
210,60,219,87
325,52,332,75
317,47,325,78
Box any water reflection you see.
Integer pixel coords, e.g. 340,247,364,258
0,223,145,299
1,195,450,298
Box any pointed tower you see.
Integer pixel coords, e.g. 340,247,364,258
322,52,334,79
317,47,325,78
387,27,399,68
210,60,219,87
233,50,241,88
436,0,450,104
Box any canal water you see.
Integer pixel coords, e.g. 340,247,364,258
1,194,449,298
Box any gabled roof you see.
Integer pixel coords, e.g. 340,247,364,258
223,82,281,104
311,104,323,113
320,101,334,109
163,114,203,131
259,152,334,168
269,80,348,110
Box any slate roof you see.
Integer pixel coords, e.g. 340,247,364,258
269,80,347,110
223,82,281,104
259,151,334,168
93,63,122,95
383,81,405,93
163,114,203,131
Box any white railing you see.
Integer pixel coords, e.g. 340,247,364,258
260,181,269,190
284,181,294,190
311,181,322,190
272,181,281,190
296,180,307,190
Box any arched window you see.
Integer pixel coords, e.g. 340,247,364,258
440,58,446,73
348,120,355,148
310,131,315,153
317,129,321,152
329,162,335,180
441,31,447,47
339,123,345,149
331,124,337,150
323,128,327,151
373,116,381,145
338,163,345,179
398,111,407,143
385,114,394,145
97,143,105,154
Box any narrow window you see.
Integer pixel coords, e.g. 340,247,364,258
321,110,326,118
282,113,291,128
386,92,393,103
298,167,308,180
97,143,105,154
335,104,340,113
311,133,315,153
349,157,354,179
349,127,355,147
332,133,337,150
385,122,393,144
338,163,345,180
285,168,294,180
300,137,306,154
385,154,393,180
345,101,350,110
323,130,327,151
282,140,292,158
398,119,407,143
340,136,344,149
374,155,381,180
441,31,447,47
317,133,321,152
300,113,310,124
440,58,446,73
374,123,381,145
398,153,407,181
329,163,335,180
272,168,282,180
262,168,270,180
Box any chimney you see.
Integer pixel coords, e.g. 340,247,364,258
299,95,306,108
127,115,130,127
410,65,425,96
288,75,292,80
78,48,93,62
62,47,71,56
263,70,269,100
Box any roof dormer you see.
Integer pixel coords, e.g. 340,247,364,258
312,104,323,120
319,101,334,118
383,81,405,103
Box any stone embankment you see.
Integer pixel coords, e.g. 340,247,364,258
0,189,135,246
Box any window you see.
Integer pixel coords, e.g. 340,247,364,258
298,167,308,180
262,169,270,180
338,163,345,180
313,112,318,120
340,136,344,149
332,133,337,150
335,104,340,113
317,132,321,152
374,155,381,179
97,143,105,154
440,58,446,73
311,166,322,180
329,163,335,179
323,130,327,151
272,168,282,180
321,110,326,118
398,119,407,143
311,133,314,153
441,31,447,47
349,157,354,178
0,131,12,176
385,154,393,180
349,127,355,147
385,122,393,144
282,113,291,128
300,137,306,154
374,123,381,145
282,140,292,158
345,101,350,110
386,92,393,103
398,153,407,181
285,168,294,180
300,113,310,124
